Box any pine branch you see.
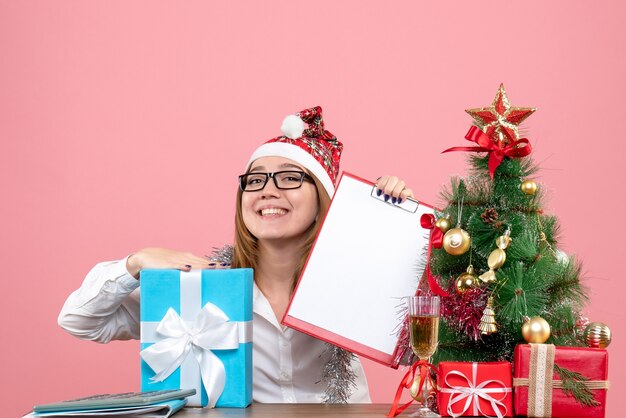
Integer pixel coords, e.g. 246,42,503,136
506,231,540,263
497,262,549,325
546,258,588,306
544,303,583,346
466,214,503,259
531,252,563,278
554,364,601,407
540,215,561,244
469,154,540,178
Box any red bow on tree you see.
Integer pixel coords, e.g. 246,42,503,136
443,126,533,178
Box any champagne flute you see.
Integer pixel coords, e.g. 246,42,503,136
407,295,440,417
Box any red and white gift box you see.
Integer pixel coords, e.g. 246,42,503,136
513,344,609,418
437,361,513,417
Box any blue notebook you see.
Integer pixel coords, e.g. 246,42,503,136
27,399,186,417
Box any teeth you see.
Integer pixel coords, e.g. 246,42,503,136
261,208,287,216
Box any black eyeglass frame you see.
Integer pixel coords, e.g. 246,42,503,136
238,170,314,192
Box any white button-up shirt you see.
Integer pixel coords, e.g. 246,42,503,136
58,259,371,403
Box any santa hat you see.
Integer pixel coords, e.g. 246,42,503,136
247,106,343,196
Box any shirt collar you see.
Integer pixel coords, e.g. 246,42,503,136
253,281,285,332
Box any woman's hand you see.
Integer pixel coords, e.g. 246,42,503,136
375,175,415,204
126,247,217,279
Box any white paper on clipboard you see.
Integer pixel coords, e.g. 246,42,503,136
283,172,435,367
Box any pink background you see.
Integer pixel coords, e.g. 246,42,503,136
1,2,624,417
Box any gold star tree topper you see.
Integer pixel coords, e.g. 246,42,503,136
465,84,536,147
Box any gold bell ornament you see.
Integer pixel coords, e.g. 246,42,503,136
478,297,498,335
455,265,480,293
520,179,538,195
479,229,512,283
583,322,612,349
521,316,551,343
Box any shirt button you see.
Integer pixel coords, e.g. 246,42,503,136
280,371,290,380
281,339,289,348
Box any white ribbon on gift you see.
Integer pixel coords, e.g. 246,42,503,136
140,270,252,408
440,362,511,418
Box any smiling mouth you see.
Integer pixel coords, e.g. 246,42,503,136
259,208,288,216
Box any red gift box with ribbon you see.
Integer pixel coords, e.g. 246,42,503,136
513,344,609,418
437,361,513,418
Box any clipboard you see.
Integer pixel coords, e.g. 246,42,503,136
282,172,436,368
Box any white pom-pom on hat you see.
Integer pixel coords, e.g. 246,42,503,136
280,114,306,139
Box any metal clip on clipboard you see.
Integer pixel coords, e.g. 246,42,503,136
370,186,420,213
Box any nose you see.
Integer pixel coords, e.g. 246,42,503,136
260,177,281,198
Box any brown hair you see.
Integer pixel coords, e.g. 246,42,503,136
231,173,331,292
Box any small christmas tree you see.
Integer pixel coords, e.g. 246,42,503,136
425,84,588,364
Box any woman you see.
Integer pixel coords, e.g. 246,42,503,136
58,106,414,403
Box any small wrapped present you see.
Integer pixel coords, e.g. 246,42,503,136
437,361,513,417
140,269,253,408
513,344,609,418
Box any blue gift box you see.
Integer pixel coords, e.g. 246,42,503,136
140,268,253,408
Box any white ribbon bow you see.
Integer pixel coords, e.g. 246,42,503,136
140,303,239,408
440,363,511,418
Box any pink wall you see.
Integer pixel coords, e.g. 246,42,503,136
1,2,624,416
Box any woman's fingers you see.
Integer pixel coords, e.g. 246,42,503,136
177,260,229,271
201,254,232,269
186,254,214,267
390,180,406,202
400,187,414,201
185,253,229,270
376,175,413,204
133,248,229,276
214,262,232,270
376,176,396,202
382,176,398,195
179,264,193,272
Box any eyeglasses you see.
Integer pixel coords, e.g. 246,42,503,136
238,171,314,192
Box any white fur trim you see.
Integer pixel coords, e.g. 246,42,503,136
280,114,306,139
247,142,335,197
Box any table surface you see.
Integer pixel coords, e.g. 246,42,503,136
176,403,420,417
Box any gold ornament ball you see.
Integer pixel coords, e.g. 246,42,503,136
584,322,612,349
455,266,480,293
435,217,452,233
409,373,437,402
520,179,538,195
522,316,551,343
443,227,471,255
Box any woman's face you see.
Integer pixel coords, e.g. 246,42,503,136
241,156,319,244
